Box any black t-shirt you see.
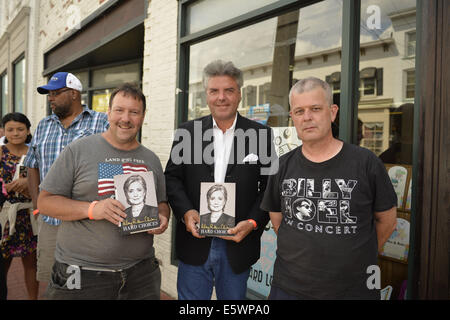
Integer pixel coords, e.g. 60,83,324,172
261,142,397,299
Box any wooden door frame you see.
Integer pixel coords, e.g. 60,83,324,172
411,0,449,299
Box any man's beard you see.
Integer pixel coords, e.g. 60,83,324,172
52,103,71,119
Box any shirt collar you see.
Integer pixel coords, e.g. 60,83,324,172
212,113,238,132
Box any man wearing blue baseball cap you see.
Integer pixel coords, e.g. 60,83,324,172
23,72,109,293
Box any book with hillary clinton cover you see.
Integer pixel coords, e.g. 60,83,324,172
97,163,160,235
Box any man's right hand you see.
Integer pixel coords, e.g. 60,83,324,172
91,198,127,226
183,209,204,239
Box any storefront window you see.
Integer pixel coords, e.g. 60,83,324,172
362,122,384,155
188,0,343,157
92,89,113,113
183,0,344,299
92,63,140,88
359,0,416,161
406,31,416,58
13,57,25,113
90,63,140,112
0,72,7,116
68,62,141,113
405,69,415,99
186,0,279,35
179,0,421,301
361,77,376,96
359,0,416,300
72,71,89,106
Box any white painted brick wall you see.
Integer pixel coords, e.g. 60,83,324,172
142,0,179,299
35,1,181,298
32,1,180,299
32,0,109,128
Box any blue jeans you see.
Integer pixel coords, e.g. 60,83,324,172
46,257,161,300
177,238,249,300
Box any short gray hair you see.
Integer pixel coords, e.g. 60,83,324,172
289,77,333,107
202,60,243,90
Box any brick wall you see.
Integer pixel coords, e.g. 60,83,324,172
33,0,108,127
142,0,179,299
2,0,181,299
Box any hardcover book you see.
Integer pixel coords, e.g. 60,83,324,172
114,171,160,235
13,155,27,197
199,182,236,236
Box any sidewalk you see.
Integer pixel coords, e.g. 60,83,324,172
6,257,173,300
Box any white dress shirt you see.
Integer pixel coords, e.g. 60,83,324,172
213,115,237,183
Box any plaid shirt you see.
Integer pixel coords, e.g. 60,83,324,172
24,106,109,226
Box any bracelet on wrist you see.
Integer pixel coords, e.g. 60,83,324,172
88,201,99,220
247,219,257,230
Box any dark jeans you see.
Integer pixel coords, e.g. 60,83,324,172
46,257,161,300
0,252,6,300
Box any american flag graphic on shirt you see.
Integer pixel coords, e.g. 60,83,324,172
98,163,148,195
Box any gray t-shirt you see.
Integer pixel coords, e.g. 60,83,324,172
41,134,167,269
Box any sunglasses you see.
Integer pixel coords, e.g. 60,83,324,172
48,88,72,97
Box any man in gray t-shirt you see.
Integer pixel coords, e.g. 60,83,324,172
37,84,170,300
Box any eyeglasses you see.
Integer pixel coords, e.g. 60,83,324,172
48,88,72,97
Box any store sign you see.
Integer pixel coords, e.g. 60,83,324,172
247,223,277,298
92,93,110,113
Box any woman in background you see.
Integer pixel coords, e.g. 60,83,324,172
0,113,38,300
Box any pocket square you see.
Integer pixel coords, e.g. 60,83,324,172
243,153,259,162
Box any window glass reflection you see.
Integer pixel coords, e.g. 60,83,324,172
359,0,416,165
1,73,8,116
13,57,25,113
92,63,140,88
92,89,112,113
187,0,279,35
188,0,343,156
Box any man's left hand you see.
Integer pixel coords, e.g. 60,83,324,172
220,220,254,243
147,214,169,235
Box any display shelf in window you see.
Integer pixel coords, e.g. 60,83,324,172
385,164,412,211
379,212,410,263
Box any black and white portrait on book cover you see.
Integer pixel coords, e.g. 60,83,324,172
199,182,236,236
114,171,160,235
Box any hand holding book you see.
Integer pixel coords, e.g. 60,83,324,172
147,203,170,235
219,219,255,243
183,209,205,239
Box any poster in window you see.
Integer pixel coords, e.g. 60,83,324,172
114,171,160,235
379,213,410,262
404,179,412,211
272,127,302,157
248,104,270,125
199,182,235,236
247,221,277,299
385,165,412,210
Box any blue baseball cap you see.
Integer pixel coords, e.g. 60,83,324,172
37,72,82,94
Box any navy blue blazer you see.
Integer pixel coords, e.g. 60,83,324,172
164,113,276,273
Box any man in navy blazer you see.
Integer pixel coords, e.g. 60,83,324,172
165,60,277,300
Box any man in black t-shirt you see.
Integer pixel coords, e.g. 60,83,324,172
261,77,397,300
